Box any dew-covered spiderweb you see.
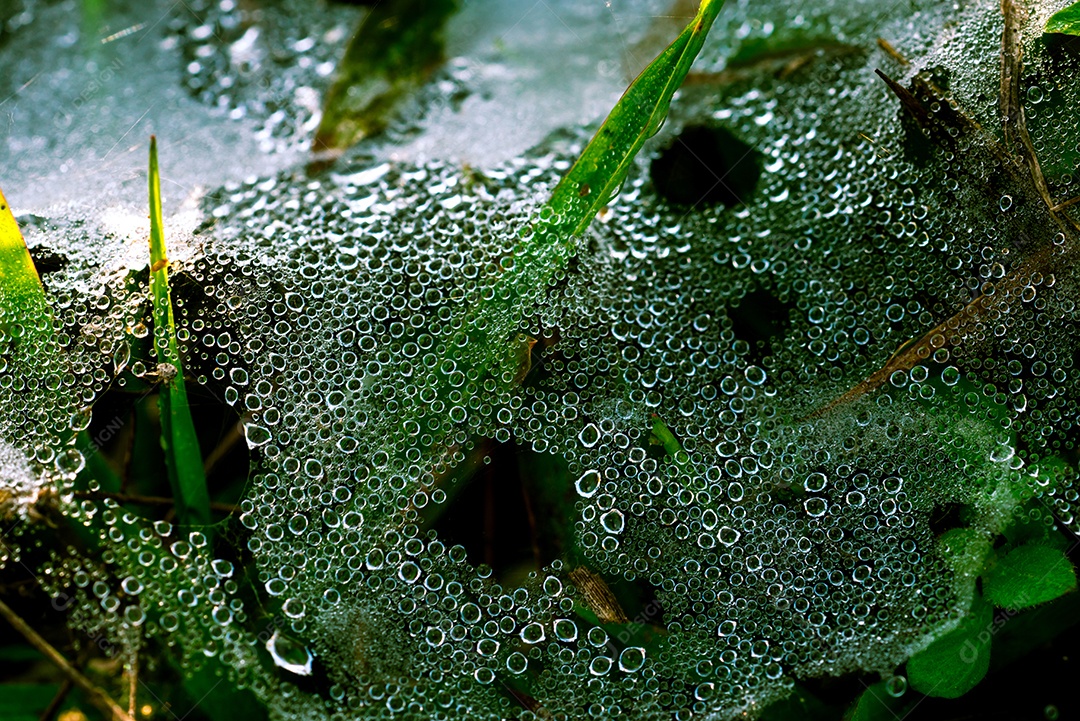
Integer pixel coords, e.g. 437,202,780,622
2,0,1080,719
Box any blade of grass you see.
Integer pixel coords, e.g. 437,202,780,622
538,0,725,240
0,187,50,351
465,0,725,373
409,1,726,501
148,136,211,528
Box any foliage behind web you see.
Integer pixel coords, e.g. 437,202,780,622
3,0,1080,720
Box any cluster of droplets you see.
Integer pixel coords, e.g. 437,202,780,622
3,0,1080,720
169,0,359,151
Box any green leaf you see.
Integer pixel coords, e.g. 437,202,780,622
311,0,460,166
982,543,1076,611
1045,2,1080,35
1002,503,1071,551
179,660,268,721
906,595,992,698
447,0,727,395
539,0,726,240
148,136,211,528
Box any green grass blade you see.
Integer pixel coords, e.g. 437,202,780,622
463,0,724,374
0,187,50,350
148,136,211,527
538,0,725,240
311,0,459,168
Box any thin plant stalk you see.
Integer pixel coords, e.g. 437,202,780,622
148,136,211,527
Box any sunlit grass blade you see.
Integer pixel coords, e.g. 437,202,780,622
148,136,211,527
537,0,725,241
0,186,50,350
310,0,459,170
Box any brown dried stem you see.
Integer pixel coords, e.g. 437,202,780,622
0,598,136,721
809,6,1080,417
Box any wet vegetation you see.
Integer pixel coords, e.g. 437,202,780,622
2,1,1080,720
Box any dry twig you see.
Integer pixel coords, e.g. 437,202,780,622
0,598,136,721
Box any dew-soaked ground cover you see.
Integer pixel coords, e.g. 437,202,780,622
2,1,1080,720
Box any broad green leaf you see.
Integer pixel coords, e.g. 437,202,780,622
1002,502,1071,551
539,0,726,241
179,659,268,721
1045,2,1080,35
311,0,459,166
982,543,1076,611
148,136,211,527
906,595,992,698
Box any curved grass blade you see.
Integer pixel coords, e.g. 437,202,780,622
466,0,725,373
148,136,210,527
537,0,725,242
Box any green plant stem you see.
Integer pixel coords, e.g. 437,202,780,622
148,136,211,527
540,0,725,239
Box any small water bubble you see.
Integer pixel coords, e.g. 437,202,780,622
885,675,907,697
803,498,828,517
506,652,529,674
576,469,601,498
804,472,827,493
600,509,625,534
520,622,545,644
579,423,601,448
553,619,578,642
718,526,741,546
243,423,271,447
618,647,646,673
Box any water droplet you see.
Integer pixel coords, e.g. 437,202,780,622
266,631,313,676
576,469,601,498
